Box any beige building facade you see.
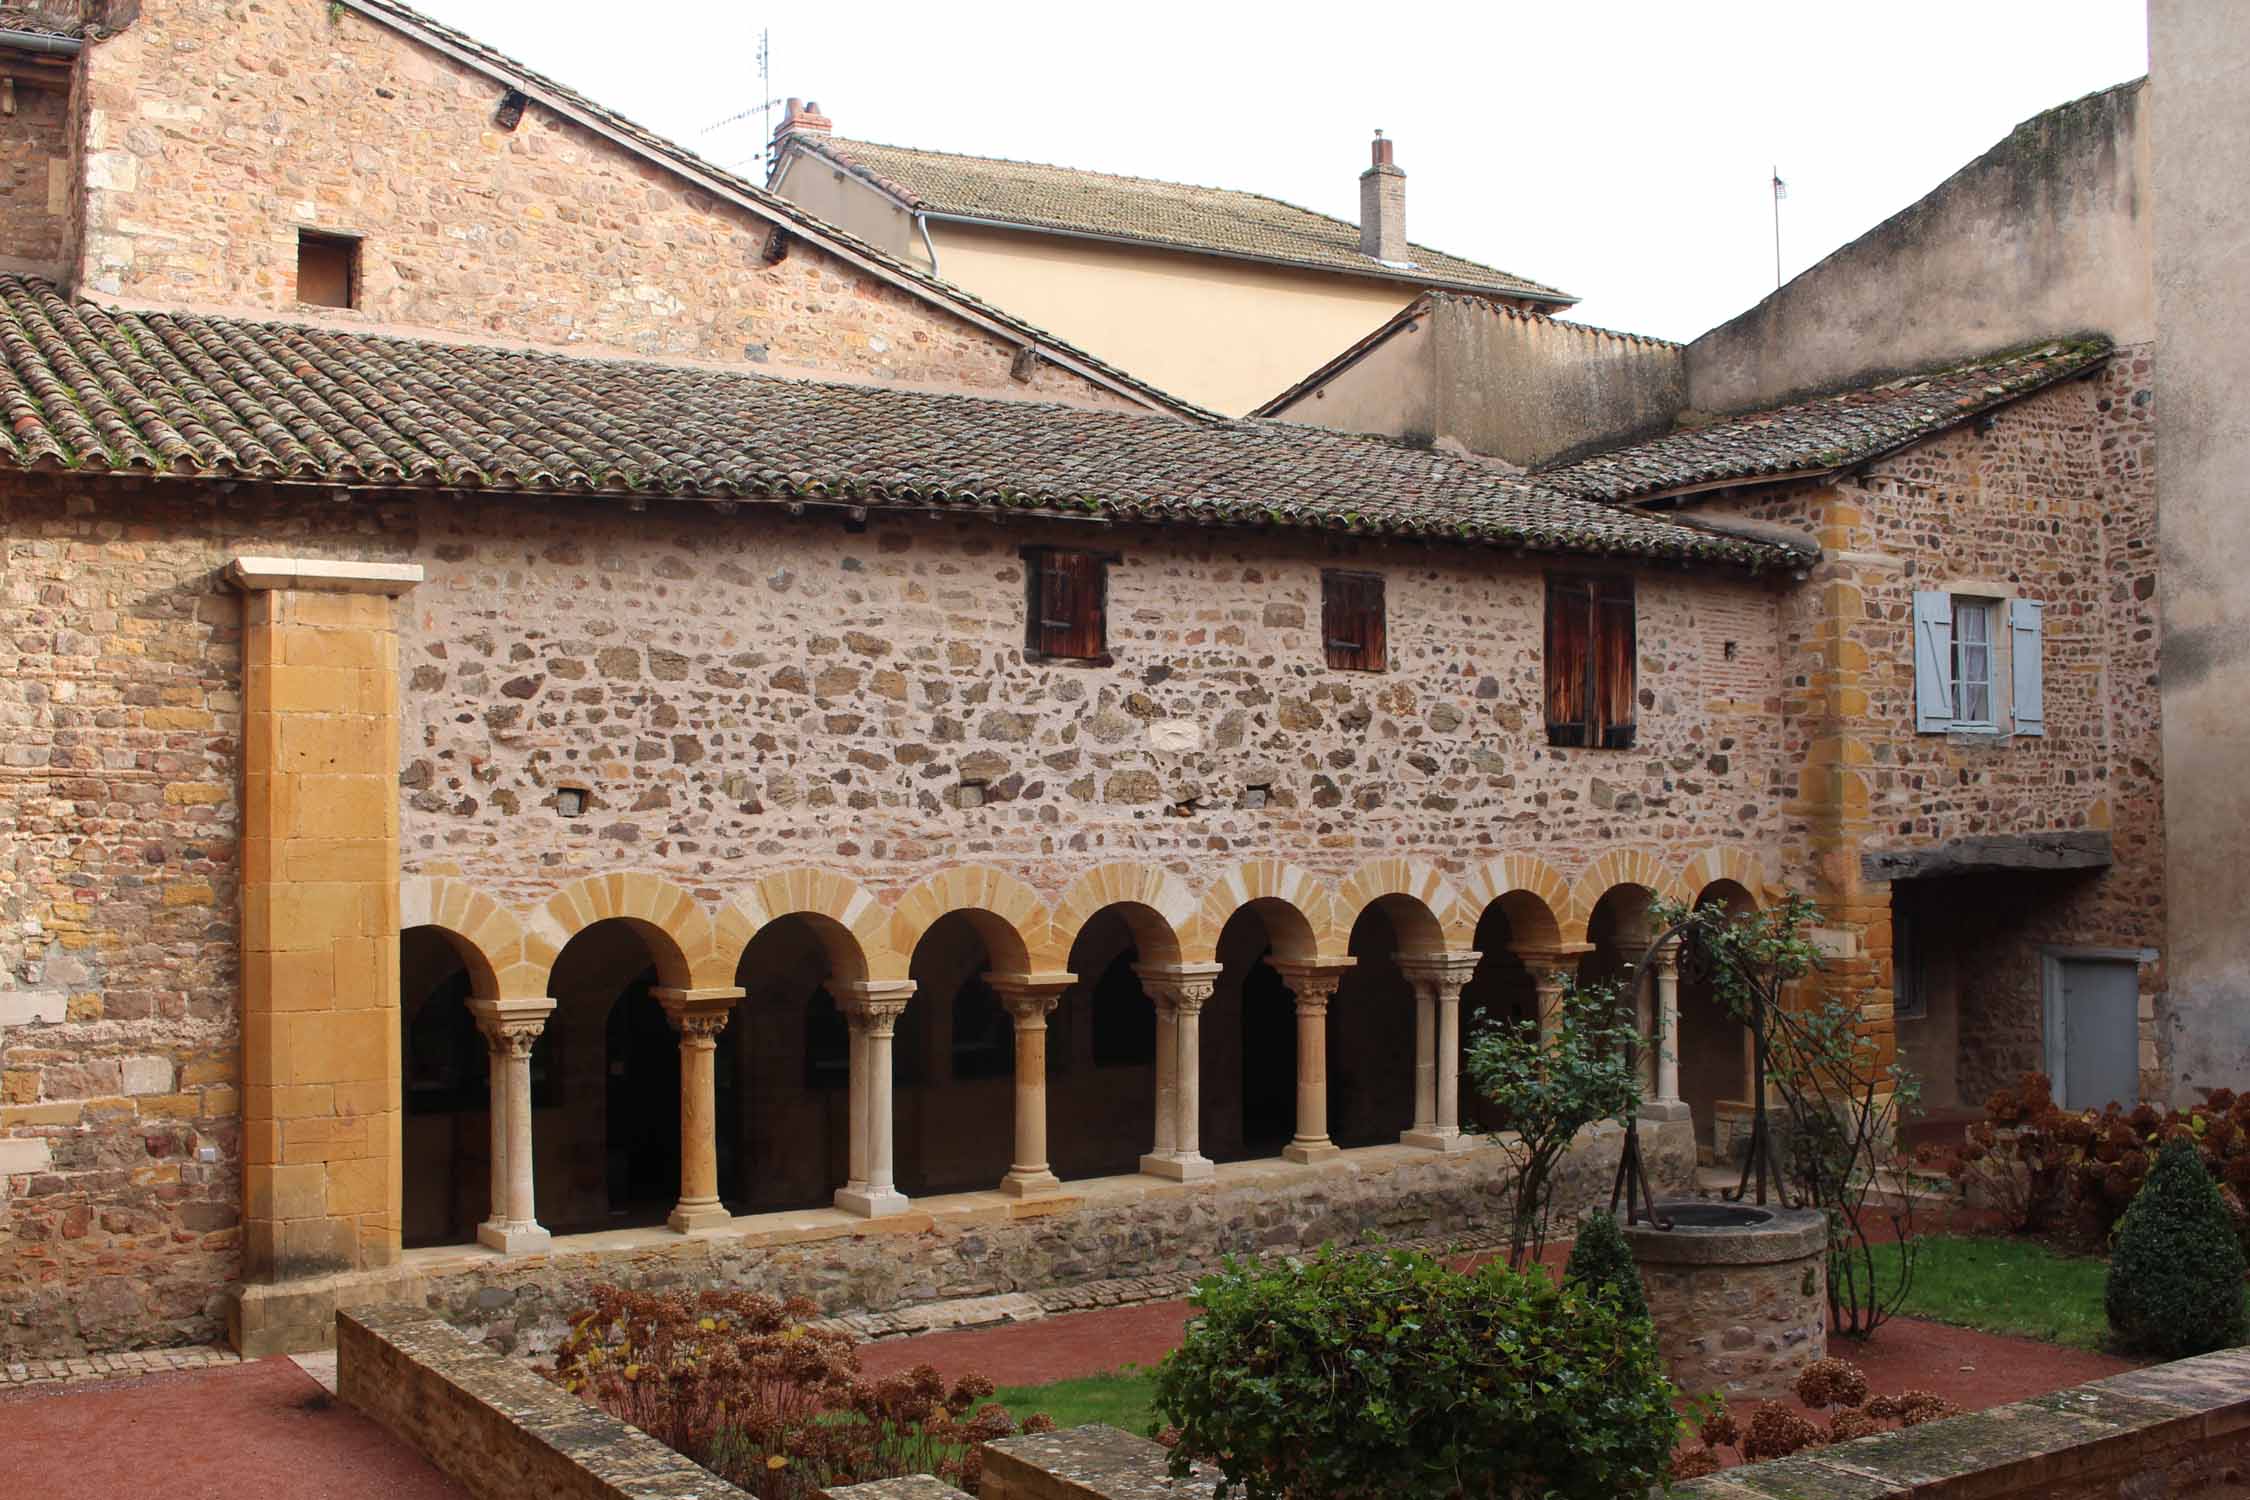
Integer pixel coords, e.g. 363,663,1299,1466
767,111,1571,415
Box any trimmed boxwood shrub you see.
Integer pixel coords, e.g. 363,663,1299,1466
2106,1138,2249,1358
1563,1210,1650,1322
1151,1245,1682,1500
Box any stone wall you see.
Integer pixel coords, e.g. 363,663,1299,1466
0,66,70,273
69,0,1137,409
1702,353,2164,1099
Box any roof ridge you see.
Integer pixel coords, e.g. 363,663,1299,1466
329,0,1214,419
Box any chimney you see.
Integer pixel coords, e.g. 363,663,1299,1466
772,97,833,151
1359,131,1407,263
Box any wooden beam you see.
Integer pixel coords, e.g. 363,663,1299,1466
1860,830,2113,884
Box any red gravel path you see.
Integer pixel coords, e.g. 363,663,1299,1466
0,1358,463,1500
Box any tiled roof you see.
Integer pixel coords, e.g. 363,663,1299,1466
1541,340,2112,504
791,135,1573,305
0,4,82,40
330,0,1207,418
0,278,1801,570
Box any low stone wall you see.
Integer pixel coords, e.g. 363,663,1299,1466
359,1125,1692,1358
1676,1346,2250,1499
981,1425,1214,1500
338,1303,749,1500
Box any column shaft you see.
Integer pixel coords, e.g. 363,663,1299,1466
1274,965,1345,1164
1137,963,1219,1182
472,997,555,1254
1399,954,1477,1153
1150,1000,1179,1158
1176,1002,1204,1161
1437,985,1461,1134
994,978,1068,1197
1411,985,1438,1133
835,985,912,1217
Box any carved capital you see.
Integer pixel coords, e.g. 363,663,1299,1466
486,1019,545,1058
471,995,555,1057
988,974,1072,1026
1270,959,1349,1009
672,1010,731,1047
1647,937,1681,980
1135,962,1222,1016
844,998,910,1038
1397,951,1480,1002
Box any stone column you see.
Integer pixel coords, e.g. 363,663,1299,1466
1642,940,1691,1123
226,555,422,1359
1272,960,1350,1163
470,996,555,1253
989,975,1074,1197
834,980,914,1217
1515,945,1594,1044
1136,963,1222,1181
1398,953,1479,1152
655,985,745,1232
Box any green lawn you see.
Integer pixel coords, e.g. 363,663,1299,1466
1865,1234,2111,1351
989,1369,1160,1435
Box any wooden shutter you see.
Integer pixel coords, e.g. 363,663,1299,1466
1323,572,1385,671
1026,549,1105,660
1545,577,1592,746
1913,590,1954,732
2010,597,2045,736
1595,578,1637,748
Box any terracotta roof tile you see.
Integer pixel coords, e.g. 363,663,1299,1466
0,277,1801,570
1541,341,2112,503
796,135,1573,305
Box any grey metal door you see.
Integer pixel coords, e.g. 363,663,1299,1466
2057,958,2139,1110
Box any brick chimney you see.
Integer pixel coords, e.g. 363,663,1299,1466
1359,131,1407,263
773,98,833,148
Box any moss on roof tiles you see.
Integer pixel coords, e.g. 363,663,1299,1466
0,276,1804,571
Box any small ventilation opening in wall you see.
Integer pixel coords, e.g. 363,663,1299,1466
556,787,589,818
1241,783,1271,810
297,230,359,309
955,780,987,810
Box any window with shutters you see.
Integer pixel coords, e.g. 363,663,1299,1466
1322,570,1386,671
1913,587,2042,735
1544,574,1637,749
1023,548,1110,662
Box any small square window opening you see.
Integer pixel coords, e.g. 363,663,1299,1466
555,787,589,818
1322,570,1386,671
297,231,359,309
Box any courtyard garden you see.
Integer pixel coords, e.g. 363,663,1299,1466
530,898,2250,1497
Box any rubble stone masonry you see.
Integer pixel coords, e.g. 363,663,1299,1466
68,0,1138,407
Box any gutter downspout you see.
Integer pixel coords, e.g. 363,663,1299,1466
914,211,940,278
0,29,82,56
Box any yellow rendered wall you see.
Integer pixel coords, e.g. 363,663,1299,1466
928,224,1426,416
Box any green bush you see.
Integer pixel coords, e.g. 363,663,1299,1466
1151,1245,1681,1500
1563,1211,1650,1323
2105,1138,2249,1358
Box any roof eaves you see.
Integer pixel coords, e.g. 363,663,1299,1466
330,0,1215,422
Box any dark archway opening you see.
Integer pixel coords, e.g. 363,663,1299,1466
1681,881,1756,1152
1050,907,1158,1182
730,913,858,1213
605,970,678,1220
1210,903,1306,1163
896,910,1021,1197
401,925,515,1248
1330,903,1420,1148
1459,902,1544,1134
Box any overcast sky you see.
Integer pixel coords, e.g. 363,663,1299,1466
412,1,2149,343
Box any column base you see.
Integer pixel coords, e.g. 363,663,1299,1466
476,1220,552,1254
1639,1100,1693,1123
1400,1128,1477,1153
1000,1168,1062,1197
1139,1151,1215,1182
666,1200,733,1233
1282,1139,1341,1164
834,1185,910,1218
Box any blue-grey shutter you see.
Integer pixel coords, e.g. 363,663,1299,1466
1914,591,1953,732
2011,598,2045,736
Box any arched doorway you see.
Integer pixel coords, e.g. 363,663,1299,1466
1457,893,1560,1133
1330,897,1437,1149
399,924,524,1248
896,909,1028,1197
1681,880,1756,1152
1208,898,1317,1162
1050,907,1159,1182
730,913,861,1213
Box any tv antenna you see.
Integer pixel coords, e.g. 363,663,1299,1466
698,28,783,177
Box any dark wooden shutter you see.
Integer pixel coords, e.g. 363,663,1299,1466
1323,571,1385,671
1545,577,1592,746
1596,578,1637,749
1026,549,1105,660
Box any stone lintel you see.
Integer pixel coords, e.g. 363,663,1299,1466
983,970,1078,996
1131,960,1226,983
1268,956,1356,981
835,978,917,1003
1860,829,2114,884
224,555,426,594
1513,942,1597,966
466,995,556,1025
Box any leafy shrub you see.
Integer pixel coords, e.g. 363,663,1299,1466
1562,1210,1649,1322
1151,1245,1682,1500
550,1284,1052,1497
2105,1139,2250,1358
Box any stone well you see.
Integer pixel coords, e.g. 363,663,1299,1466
1623,1201,1826,1400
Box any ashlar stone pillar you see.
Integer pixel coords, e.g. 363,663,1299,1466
1271,959,1352,1163
1398,953,1480,1152
1136,962,1222,1182
989,974,1075,1197
655,985,745,1232
1642,940,1690,1123
835,980,914,1217
470,997,555,1253
226,555,422,1358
